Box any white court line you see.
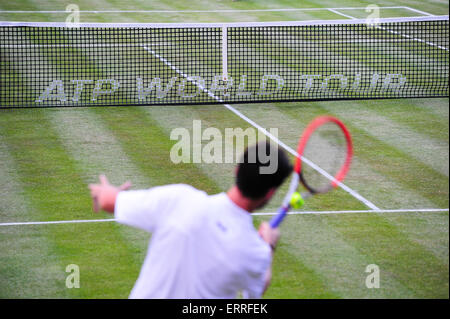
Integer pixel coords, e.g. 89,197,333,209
1,208,447,226
381,26,449,51
254,208,449,216
141,45,381,211
331,9,449,51
402,6,435,17
327,8,357,20
3,16,446,28
0,7,411,14
0,219,116,226
337,6,436,17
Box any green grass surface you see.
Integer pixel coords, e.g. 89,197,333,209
0,0,448,299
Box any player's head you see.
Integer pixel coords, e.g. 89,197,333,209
235,141,292,208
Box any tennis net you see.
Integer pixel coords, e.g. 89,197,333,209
0,16,448,108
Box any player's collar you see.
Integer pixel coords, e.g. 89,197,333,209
221,193,253,223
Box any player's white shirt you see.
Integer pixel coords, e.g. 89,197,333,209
114,184,272,299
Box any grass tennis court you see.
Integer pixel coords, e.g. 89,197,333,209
0,0,448,299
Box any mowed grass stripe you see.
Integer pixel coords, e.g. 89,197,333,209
0,137,31,223
98,0,337,22
416,98,450,119
144,104,414,298
265,247,339,298
360,98,449,142
91,106,221,193
0,110,142,298
324,213,449,298
271,214,416,298
48,109,148,188
276,101,449,264
0,224,70,298
144,105,237,192
275,101,448,209
0,0,49,21
332,129,448,264
48,108,152,269
0,136,69,298
381,212,449,268
22,0,323,24
344,120,449,208
318,101,449,177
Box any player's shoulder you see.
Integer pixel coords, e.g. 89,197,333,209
155,183,207,197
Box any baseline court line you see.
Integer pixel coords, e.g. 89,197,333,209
0,219,116,226
403,6,435,17
254,208,449,216
1,209,447,226
0,7,410,14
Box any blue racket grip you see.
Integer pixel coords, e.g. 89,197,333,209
269,206,289,228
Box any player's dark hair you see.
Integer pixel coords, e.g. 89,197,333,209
236,141,292,199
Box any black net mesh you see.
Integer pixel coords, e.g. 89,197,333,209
0,18,448,108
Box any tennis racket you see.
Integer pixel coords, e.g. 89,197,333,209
269,115,353,228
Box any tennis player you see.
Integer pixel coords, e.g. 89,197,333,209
89,141,292,298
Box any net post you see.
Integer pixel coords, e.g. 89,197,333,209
222,25,228,81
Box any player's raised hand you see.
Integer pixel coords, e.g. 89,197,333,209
89,174,131,213
258,221,280,252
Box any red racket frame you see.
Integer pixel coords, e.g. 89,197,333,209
295,116,353,193
269,116,353,228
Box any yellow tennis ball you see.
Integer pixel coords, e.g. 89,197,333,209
290,192,304,209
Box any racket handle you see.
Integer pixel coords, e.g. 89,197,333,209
269,206,289,228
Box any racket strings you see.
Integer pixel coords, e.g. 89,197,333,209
300,122,348,193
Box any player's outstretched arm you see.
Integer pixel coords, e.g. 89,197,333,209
88,175,131,214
